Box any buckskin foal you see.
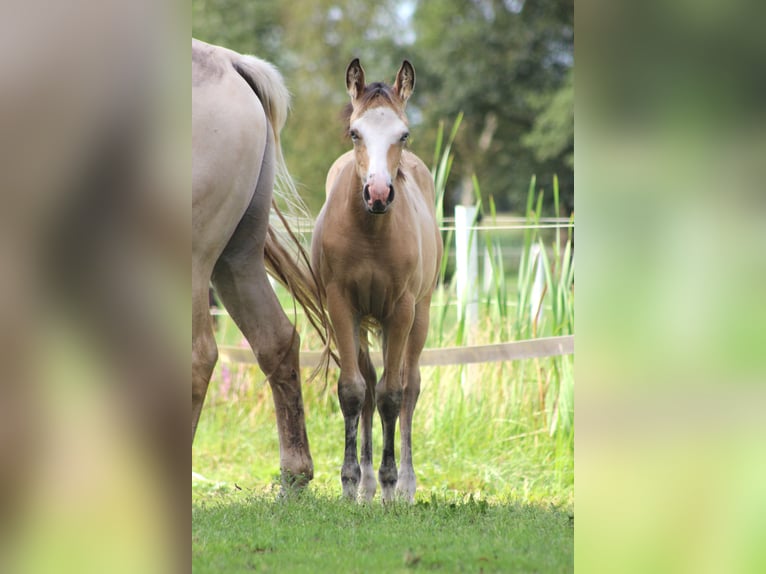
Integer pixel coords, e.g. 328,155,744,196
312,59,443,503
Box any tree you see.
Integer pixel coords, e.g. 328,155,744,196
409,0,573,214
192,0,574,215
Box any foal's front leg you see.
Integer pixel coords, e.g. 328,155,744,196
358,348,378,501
397,298,431,502
326,287,365,499
377,296,415,503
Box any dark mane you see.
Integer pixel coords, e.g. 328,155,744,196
341,82,403,136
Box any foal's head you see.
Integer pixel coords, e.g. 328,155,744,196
343,58,414,215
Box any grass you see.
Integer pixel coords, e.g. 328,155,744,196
194,117,574,572
193,350,572,501
193,488,572,573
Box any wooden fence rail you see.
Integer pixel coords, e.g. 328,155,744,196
218,335,573,369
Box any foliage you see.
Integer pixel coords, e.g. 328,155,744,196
410,0,573,214
192,0,573,216
524,69,574,169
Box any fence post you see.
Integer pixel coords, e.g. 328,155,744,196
530,244,545,330
454,205,479,334
454,204,479,394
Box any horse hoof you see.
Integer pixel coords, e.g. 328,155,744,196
341,473,360,500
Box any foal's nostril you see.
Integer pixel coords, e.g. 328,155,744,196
387,185,395,204
363,184,371,203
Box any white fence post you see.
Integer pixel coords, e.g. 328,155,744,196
455,205,479,394
454,205,479,334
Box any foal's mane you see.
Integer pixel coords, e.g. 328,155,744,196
341,82,406,137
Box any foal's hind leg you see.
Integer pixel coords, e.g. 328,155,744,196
397,298,431,502
358,346,377,501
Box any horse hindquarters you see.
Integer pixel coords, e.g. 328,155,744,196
211,128,313,487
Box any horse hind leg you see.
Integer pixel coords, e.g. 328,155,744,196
213,249,313,488
211,137,313,489
192,278,218,442
358,345,377,501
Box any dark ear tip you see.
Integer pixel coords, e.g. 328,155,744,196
349,57,361,68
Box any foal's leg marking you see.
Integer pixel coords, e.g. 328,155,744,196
339,407,362,499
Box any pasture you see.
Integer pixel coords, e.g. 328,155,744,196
193,170,574,571
193,308,573,571
193,104,574,571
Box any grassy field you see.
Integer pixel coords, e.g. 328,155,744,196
193,302,574,572
193,127,574,572
193,488,572,573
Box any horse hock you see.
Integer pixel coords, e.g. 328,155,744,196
261,332,314,489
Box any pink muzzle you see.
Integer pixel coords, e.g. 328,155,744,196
363,174,394,214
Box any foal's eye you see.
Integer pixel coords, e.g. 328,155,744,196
350,130,360,142
400,132,410,143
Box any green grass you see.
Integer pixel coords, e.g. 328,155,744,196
195,123,574,572
193,352,572,501
193,488,573,573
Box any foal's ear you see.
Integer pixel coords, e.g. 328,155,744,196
393,60,415,104
346,58,366,101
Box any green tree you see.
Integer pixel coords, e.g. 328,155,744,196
409,0,573,214
192,0,282,61
192,0,574,215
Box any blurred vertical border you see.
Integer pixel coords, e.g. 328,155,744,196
577,0,766,572
0,1,188,572
4,0,766,571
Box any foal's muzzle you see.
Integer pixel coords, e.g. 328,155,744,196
363,183,395,214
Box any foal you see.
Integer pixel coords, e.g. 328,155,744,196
312,59,443,502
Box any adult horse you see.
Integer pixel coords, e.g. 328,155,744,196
312,59,443,503
192,39,324,488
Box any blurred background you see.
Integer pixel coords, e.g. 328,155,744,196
192,0,574,217
2,0,764,571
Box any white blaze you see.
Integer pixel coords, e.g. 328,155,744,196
351,106,407,199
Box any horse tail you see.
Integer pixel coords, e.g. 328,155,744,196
231,55,305,219
263,205,339,382
232,54,337,380
232,55,289,144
